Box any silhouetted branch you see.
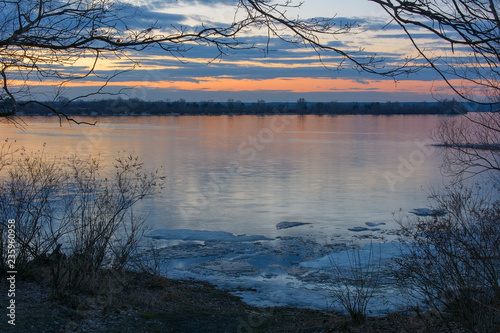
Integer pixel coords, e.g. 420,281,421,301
370,0,500,108
0,0,420,123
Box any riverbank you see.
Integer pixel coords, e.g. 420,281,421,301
12,99,467,117
0,269,469,333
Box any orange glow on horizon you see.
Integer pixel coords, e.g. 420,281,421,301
11,76,458,96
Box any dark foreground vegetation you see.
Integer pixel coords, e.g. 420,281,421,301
8,98,469,117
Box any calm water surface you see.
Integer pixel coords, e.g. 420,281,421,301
2,115,448,240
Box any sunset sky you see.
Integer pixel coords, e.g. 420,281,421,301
59,0,458,103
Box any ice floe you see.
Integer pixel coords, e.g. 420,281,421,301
196,259,260,274
348,227,370,232
365,222,386,227
276,221,312,229
147,229,272,242
347,222,387,232
409,208,447,217
300,242,402,270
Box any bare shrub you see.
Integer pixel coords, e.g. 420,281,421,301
131,241,168,277
0,146,68,272
328,241,382,324
434,112,500,180
395,182,500,331
0,139,18,171
0,145,164,297
110,211,149,271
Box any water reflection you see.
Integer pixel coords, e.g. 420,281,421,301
1,115,447,239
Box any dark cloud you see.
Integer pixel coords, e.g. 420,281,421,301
78,4,453,101
377,33,438,39
135,10,187,26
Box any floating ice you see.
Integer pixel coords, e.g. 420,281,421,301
145,228,409,315
409,208,447,217
196,260,260,273
147,229,272,242
276,221,312,230
348,227,370,232
300,242,403,270
365,222,386,227
347,222,386,233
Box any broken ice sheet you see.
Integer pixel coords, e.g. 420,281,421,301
409,208,447,217
148,229,272,242
348,227,370,232
365,222,386,227
276,221,312,229
145,228,407,315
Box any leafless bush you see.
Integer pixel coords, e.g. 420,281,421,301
110,211,149,271
0,139,18,171
328,242,382,324
395,182,500,331
131,241,168,277
434,112,500,181
0,145,68,272
0,145,164,297
55,154,162,294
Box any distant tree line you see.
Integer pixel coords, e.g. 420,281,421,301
5,97,470,117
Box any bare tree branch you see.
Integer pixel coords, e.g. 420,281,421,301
367,1,499,182
0,0,418,123
369,0,500,107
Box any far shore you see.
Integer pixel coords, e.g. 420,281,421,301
11,99,471,117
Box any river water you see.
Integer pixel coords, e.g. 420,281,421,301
1,114,451,311
3,114,446,237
